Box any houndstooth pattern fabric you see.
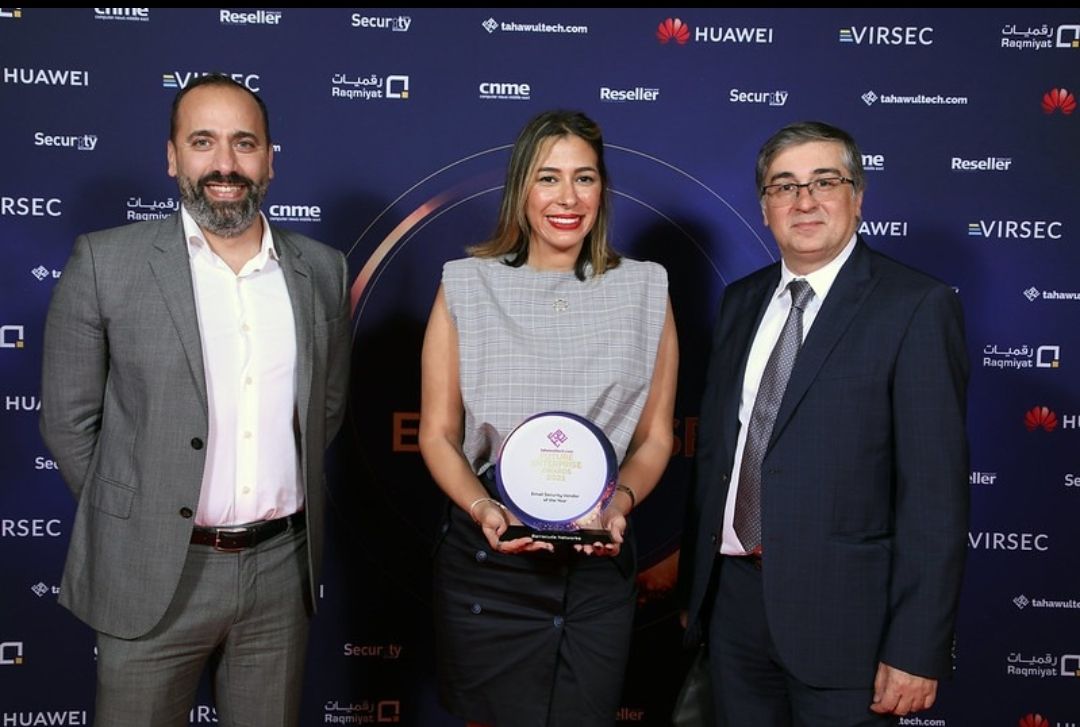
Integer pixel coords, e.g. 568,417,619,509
442,256,668,473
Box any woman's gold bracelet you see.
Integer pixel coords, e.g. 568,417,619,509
615,484,637,511
468,496,507,524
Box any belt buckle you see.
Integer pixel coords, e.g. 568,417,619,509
213,527,251,552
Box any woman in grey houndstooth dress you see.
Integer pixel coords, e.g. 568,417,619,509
419,109,679,727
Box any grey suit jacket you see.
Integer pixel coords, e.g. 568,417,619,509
40,213,351,639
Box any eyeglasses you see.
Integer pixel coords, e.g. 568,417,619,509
761,177,854,207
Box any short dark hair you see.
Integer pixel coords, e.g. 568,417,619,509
755,121,864,196
469,109,619,280
169,73,271,143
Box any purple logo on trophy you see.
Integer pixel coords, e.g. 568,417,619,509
547,429,568,447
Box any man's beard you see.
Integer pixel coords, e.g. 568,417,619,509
177,171,268,238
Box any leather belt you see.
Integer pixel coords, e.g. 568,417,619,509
190,512,305,552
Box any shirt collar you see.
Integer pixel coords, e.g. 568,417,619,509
775,233,858,302
181,205,278,262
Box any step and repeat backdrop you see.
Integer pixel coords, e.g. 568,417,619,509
2,7,1078,726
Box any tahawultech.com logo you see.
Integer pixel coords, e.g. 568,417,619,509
657,17,690,45
1024,406,1058,432
1042,87,1076,114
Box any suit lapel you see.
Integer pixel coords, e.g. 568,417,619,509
722,270,780,443
147,215,208,414
275,229,315,441
769,240,879,446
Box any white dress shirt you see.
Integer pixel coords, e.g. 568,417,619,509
720,234,858,555
182,207,301,527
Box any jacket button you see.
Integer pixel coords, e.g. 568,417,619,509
179,507,193,518
710,533,718,544
190,437,204,450
475,550,488,562
470,603,482,615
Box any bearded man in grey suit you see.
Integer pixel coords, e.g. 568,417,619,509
40,73,351,727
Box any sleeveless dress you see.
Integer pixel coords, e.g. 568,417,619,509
433,256,667,726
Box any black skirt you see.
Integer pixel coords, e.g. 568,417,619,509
433,500,637,727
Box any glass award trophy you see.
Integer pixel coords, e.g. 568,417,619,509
495,411,618,544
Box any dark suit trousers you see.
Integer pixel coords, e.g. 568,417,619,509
94,524,310,727
707,555,896,727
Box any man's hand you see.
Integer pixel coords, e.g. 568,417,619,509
870,662,937,715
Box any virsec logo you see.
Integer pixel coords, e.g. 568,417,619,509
162,71,260,92
34,132,98,151
350,14,410,31
220,9,282,25
93,8,148,22
839,26,933,45
967,220,1063,239
1,196,62,216
0,325,25,349
0,641,24,665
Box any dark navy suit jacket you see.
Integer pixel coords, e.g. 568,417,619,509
682,238,969,687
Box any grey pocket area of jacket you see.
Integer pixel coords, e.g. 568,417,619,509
87,474,135,518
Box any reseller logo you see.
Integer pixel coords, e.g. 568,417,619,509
1024,406,1058,432
1042,87,1076,114
657,17,690,45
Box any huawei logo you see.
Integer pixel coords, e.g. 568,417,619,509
657,17,690,45
1024,406,1058,432
1041,87,1076,114
1018,714,1049,727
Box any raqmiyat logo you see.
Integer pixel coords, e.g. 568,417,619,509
967,220,1063,239
982,343,1061,370
1042,87,1076,114
220,9,282,25
0,325,25,349
0,8,22,19
656,17,772,45
1002,23,1080,51
0,642,23,665
838,25,933,45
93,8,148,22
2,67,89,86
1025,406,1058,431
162,71,260,92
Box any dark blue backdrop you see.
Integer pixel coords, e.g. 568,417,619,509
2,8,1078,726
